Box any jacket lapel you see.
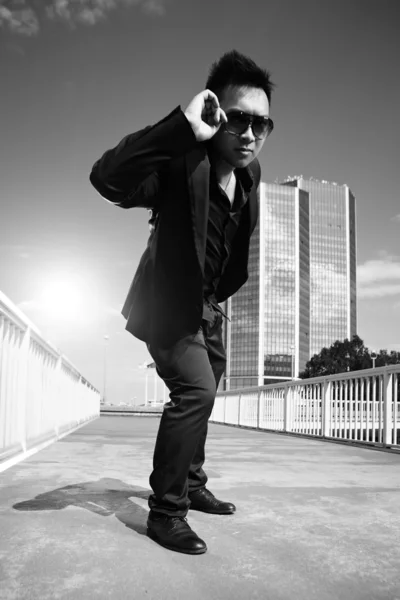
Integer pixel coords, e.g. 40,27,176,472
248,184,259,234
185,148,259,275
185,145,210,275
247,159,260,235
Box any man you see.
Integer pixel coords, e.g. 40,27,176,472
89,50,274,555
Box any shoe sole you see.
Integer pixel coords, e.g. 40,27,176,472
189,507,236,515
146,529,207,555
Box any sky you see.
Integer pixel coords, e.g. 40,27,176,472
1,0,399,405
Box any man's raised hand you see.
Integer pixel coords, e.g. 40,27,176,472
184,90,228,142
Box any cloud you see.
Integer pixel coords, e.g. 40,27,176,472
358,255,400,298
358,283,400,299
141,0,166,16
17,299,38,311
0,0,167,35
0,2,39,36
358,257,400,284
391,214,400,223
46,0,119,26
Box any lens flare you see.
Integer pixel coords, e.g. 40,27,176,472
38,278,84,320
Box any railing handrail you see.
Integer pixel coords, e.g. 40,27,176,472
0,289,99,394
212,364,400,448
219,364,400,396
0,288,101,471
0,290,40,334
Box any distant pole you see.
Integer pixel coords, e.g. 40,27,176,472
153,367,157,404
103,335,109,403
145,371,149,406
290,345,295,379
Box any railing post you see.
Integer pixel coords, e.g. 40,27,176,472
322,378,332,437
257,389,261,429
55,356,62,437
383,369,393,446
18,327,30,453
0,316,4,451
283,384,289,432
238,392,241,426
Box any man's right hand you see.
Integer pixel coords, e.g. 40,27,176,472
184,90,228,142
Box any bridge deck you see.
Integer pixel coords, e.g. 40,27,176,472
1,416,399,600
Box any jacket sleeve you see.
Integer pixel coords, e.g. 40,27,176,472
89,106,198,209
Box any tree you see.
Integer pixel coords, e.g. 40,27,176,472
374,349,400,368
299,335,400,379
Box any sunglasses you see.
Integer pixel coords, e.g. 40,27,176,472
224,111,274,139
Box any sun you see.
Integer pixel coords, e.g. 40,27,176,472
38,277,84,320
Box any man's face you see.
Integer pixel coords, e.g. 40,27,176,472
209,85,270,168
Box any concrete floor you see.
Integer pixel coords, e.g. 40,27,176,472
0,416,400,600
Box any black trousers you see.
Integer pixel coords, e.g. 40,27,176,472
146,310,226,517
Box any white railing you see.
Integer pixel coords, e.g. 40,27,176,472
212,366,400,449
0,291,100,471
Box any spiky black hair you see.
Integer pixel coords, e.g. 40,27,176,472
205,49,275,104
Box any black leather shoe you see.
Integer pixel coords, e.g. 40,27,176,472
146,512,207,555
188,488,236,515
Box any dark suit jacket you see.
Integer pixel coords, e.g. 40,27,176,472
89,106,261,348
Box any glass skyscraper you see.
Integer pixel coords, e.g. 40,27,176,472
223,178,357,390
224,182,310,390
282,177,357,357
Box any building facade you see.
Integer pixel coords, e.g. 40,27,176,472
222,177,357,391
282,177,357,357
223,182,310,390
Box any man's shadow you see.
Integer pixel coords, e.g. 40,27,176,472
13,478,151,536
